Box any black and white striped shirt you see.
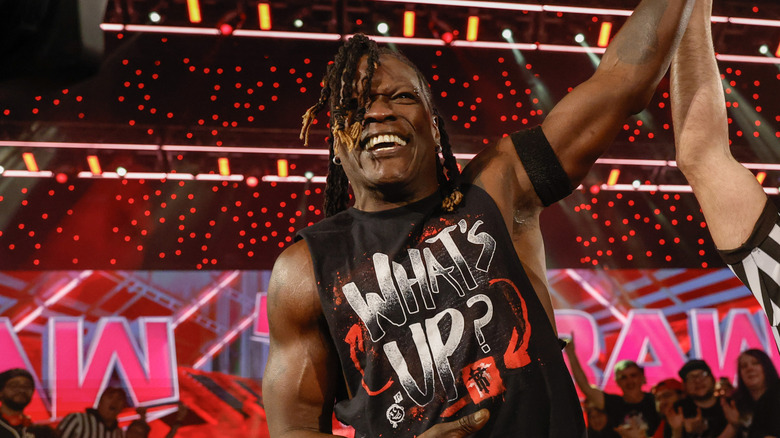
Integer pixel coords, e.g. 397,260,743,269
720,199,780,352
57,410,123,438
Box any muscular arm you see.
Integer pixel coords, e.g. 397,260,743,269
670,0,766,250
542,0,694,184
262,241,342,437
464,0,694,330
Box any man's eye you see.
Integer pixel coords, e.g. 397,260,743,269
394,93,416,101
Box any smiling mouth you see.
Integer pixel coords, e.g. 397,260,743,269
364,134,408,151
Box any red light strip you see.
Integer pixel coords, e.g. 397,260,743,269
716,54,780,64
231,29,341,40
728,17,780,27
97,26,780,63
450,40,537,50
538,44,606,54
542,5,630,16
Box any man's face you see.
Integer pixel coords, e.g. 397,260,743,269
586,406,608,432
336,54,440,204
738,354,765,391
96,391,126,423
0,376,34,412
683,369,715,402
654,388,680,417
615,366,645,396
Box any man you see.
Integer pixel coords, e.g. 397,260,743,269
263,0,695,434
58,387,126,438
565,342,660,435
585,402,621,438
651,379,683,438
671,360,736,438
0,369,55,438
670,0,780,353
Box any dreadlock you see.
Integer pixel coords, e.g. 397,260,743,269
300,34,462,217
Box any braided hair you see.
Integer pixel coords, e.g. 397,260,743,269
300,34,462,217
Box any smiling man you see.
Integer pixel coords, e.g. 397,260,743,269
262,0,696,435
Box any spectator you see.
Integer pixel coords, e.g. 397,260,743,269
566,340,660,435
0,368,55,438
730,349,780,437
58,387,127,438
651,379,683,438
586,402,621,438
672,360,736,438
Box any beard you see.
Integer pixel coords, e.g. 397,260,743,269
690,388,715,403
1,396,31,412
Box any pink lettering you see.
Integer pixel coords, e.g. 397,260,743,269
47,317,178,417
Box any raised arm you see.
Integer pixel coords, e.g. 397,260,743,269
670,0,766,249
541,0,695,185
564,338,605,409
262,241,341,437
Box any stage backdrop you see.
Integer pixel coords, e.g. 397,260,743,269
1,268,777,436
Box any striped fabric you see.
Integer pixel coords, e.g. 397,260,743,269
721,200,780,352
57,410,123,438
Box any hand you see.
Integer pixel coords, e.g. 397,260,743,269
417,409,489,438
614,421,646,438
720,397,740,427
666,406,684,432
563,333,575,355
683,408,706,435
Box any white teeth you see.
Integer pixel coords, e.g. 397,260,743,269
366,134,407,150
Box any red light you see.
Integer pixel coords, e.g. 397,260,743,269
55,173,68,184
219,23,234,35
441,32,454,44
246,176,259,187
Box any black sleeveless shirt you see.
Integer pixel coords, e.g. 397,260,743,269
298,184,585,437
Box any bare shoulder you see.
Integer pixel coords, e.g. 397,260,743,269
268,239,322,328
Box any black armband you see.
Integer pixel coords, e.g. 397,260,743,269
510,126,573,206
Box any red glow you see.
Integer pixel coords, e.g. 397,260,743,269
219,23,234,35
246,176,259,187
441,32,454,44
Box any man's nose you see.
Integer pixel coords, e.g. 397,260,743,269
363,97,395,124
